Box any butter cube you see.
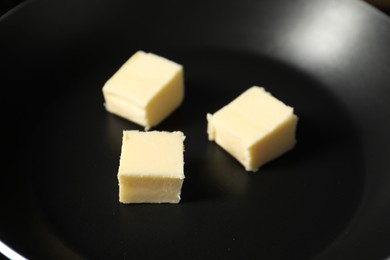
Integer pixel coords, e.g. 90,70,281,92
207,86,298,172
102,51,184,129
118,130,185,204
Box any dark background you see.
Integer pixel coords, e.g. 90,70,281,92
1,0,390,17
0,0,24,16
366,0,390,14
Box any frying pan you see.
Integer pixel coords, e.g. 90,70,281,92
1,0,390,259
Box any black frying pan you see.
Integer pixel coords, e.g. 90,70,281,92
1,0,390,259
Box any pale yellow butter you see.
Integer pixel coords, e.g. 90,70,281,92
207,86,298,172
102,51,184,129
118,130,185,204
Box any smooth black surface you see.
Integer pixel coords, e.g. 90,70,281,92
1,0,390,259
0,0,25,17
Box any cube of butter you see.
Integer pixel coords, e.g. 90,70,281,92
207,86,298,172
118,130,185,204
102,51,184,129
